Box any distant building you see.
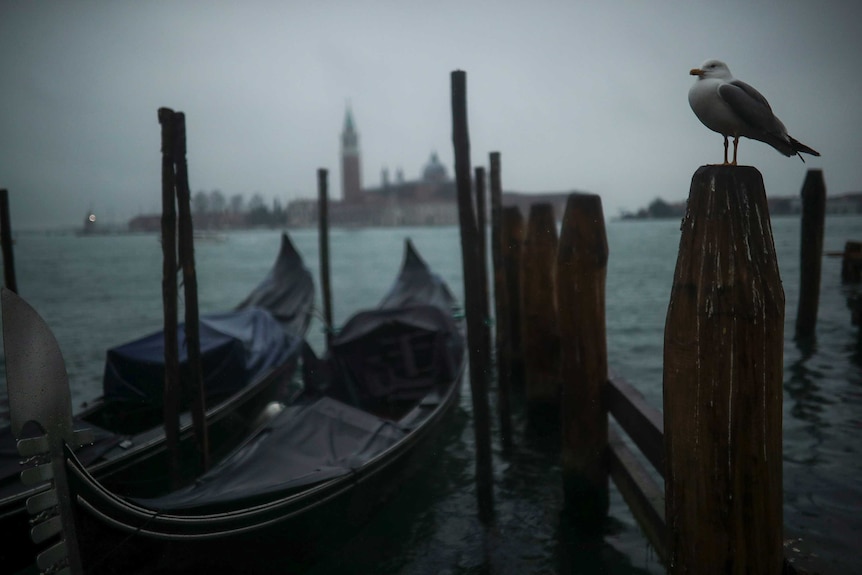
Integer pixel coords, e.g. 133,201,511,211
340,108,363,204
285,107,575,227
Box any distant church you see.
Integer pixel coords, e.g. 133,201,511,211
287,107,459,227
285,106,572,227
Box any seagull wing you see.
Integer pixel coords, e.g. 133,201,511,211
718,80,796,155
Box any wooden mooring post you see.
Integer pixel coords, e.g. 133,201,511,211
521,203,560,412
664,166,784,574
489,152,513,453
557,193,609,528
173,111,209,472
841,241,862,283
451,69,494,522
318,168,334,350
0,189,18,294
474,166,493,386
500,206,524,388
158,108,182,486
795,169,826,340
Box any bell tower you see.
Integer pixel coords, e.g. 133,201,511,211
340,106,362,203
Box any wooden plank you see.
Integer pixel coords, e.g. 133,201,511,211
605,374,664,478
607,425,667,564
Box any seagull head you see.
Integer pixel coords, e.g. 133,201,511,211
689,60,732,80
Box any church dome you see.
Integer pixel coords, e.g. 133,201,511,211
422,152,447,182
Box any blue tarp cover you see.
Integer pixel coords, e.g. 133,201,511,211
135,396,407,511
102,308,297,404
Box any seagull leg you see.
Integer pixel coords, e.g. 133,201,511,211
732,136,739,166
723,136,729,165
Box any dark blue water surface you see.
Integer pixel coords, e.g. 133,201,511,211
1,215,859,573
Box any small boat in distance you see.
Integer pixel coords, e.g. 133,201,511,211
0,232,314,573
4,239,465,574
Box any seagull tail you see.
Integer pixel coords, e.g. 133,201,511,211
790,136,820,159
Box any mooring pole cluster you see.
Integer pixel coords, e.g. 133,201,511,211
158,107,209,482
450,70,495,523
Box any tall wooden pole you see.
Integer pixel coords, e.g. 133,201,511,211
451,70,494,523
474,166,492,397
489,152,513,453
557,193,609,528
0,189,18,294
158,107,181,486
795,169,826,340
664,166,784,574
318,168,334,351
173,112,209,472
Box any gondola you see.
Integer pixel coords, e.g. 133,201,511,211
3,239,465,574
0,232,314,572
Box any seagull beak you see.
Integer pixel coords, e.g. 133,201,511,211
690,68,704,77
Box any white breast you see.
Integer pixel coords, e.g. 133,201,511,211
688,78,746,137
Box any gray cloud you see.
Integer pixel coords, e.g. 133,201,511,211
1,1,859,229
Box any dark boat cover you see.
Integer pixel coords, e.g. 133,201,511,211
325,304,463,406
135,396,408,512
103,308,300,405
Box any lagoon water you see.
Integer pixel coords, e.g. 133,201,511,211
1,215,860,573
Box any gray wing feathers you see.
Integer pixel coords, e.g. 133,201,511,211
719,80,796,155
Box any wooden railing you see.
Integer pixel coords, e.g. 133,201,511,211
605,374,667,562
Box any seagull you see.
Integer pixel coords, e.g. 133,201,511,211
688,60,820,165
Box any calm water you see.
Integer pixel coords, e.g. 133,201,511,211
1,215,860,574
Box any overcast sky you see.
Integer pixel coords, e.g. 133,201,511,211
2,1,860,229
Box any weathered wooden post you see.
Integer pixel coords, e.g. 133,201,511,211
318,168,334,350
795,169,826,340
557,193,609,528
521,203,560,411
841,241,862,283
173,111,209,472
0,189,18,293
501,206,525,388
157,107,182,485
451,69,494,522
489,152,513,453
474,166,493,395
664,166,784,574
